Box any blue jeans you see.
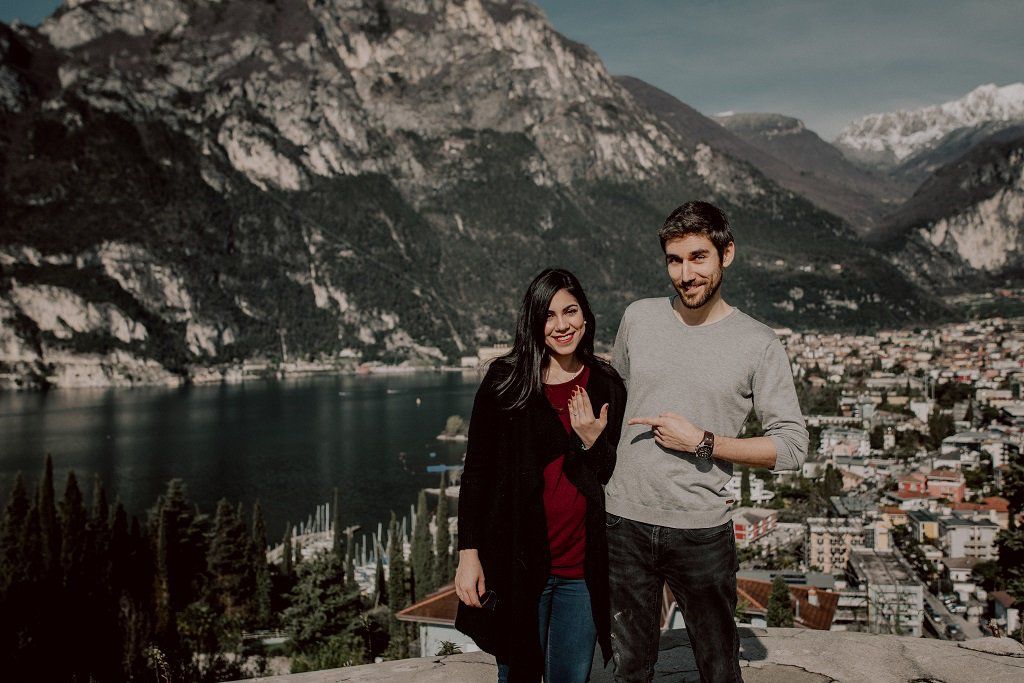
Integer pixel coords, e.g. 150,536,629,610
497,575,598,682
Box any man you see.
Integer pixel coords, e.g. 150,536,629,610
605,201,808,682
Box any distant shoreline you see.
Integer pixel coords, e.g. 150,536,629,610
0,360,483,393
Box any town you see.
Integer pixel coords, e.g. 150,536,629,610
393,315,1024,655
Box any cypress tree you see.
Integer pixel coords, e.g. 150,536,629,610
294,536,303,566
411,490,435,601
434,472,452,587
373,544,387,607
282,524,293,577
0,473,30,671
387,512,408,611
208,498,253,618
767,575,795,627
332,487,343,561
59,471,88,587
59,471,90,681
345,527,356,587
386,512,411,658
109,500,130,596
37,454,59,577
251,501,272,626
87,475,111,584
0,473,29,590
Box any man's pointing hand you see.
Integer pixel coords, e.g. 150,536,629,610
628,412,704,452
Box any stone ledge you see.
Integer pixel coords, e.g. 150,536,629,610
237,628,1024,683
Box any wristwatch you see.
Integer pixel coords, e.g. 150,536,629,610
695,431,715,459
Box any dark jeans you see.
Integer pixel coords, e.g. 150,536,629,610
606,514,742,683
497,575,597,683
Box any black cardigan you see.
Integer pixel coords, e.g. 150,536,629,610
455,361,626,681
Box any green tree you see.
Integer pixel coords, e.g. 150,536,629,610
151,479,210,655
345,527,356,587
251,501,272,627
332,487,344,562
0,473,29,589
766,575,794,627
282,523,293,577
207,499,254,620
740,467,752,507
38,454,59,578
997,449,1024,596
434,472,453,587
283,551,368,665
59,471,88,588
821,464,843,498
927,406,955,449
373,547,387,607
411,490,435,601
385,511,410,659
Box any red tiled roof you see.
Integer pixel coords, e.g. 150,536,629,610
734,578,839,631
983,496,1010,512
927,469,962,480
395,584,459,625
896,490,933,499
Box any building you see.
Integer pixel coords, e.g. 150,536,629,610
939,515,999,560
732,507,778,546
991,591,1021,637
907,510,940,543
897,472,927,497
395,584,480,657
735,578,840,630
725,472,775,504
847,549,925,637
819,427,871,458
805,518,867,574
926,469,966,503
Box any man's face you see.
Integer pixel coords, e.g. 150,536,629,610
665,234,735,310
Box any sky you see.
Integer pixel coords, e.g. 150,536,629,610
3,0,1022,139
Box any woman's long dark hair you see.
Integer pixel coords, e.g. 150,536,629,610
492,268,614,410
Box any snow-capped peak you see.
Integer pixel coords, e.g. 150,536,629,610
834,83,1024,164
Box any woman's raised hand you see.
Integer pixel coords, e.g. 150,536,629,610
569,386,608,450
455,549,486,608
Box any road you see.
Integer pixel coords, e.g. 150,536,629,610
922,590,983,640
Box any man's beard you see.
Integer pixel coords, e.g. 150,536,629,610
675,267,723,310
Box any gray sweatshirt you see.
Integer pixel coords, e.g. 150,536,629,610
605,297,808,529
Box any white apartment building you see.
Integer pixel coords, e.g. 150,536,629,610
805,517,868,574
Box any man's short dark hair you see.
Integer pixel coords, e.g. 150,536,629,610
659,201,734,259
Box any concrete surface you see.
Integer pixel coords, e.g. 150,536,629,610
236,627,1024,683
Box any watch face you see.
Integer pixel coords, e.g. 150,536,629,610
695,445,713,459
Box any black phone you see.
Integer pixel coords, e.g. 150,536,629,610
480,589,499,611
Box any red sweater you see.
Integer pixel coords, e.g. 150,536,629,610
541,365,590,578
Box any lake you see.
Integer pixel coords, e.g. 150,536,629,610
0,371,482,542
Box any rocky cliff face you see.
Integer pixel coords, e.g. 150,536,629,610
0,0,944,388
876,130,1024,286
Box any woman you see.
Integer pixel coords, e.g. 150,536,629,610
454,268,626,682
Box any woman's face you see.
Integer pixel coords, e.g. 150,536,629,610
543,288,585,359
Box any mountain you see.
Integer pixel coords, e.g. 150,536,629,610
618,77,903,232
875,129,1024,286
711,111,909,229
892,121,1024,187
835,83,1024,169
0,0,945,388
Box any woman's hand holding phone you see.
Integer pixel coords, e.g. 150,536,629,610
455,549,486,608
